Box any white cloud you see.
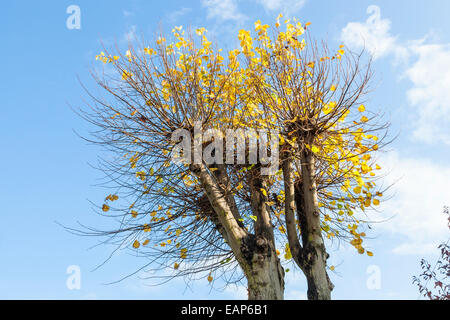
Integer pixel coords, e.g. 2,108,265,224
123,10,134,17
342,5,450,145
256,0,306,16
378,152,450,255
403,43,450,144
224,284,247,299
341,5,408,61
201,0,246,22
123,25,137,43
167,7,192,23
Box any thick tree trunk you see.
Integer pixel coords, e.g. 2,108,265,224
193,163,284,300
303,248,332,300
244,170,285,300
297,151,334,300
242,235,285,300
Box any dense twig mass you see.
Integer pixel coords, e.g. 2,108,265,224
76,16,391,299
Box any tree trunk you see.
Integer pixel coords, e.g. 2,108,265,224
193,163,284,300
242,235,285,300
242,167,285,300
297,151,334,300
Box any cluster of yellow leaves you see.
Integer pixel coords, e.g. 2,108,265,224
105,194,119,201
348,225,373,256
101,194,119,212
95,51,119,64
98,15,384,260
122,70,133,80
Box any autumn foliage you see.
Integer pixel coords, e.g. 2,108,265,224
78,15,390,299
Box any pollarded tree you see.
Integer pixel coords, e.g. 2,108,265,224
77,16,389,300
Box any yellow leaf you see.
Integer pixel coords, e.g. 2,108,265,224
180,248,187,259
156,37,166,45
174,263,180,269
102,204,110,212
367,251,374,257
284,243,292,260
195,27,206,36
143,239,150,246
311,145,320,153
358,105,365,112
122,70,133,80
132,240,140,249
144,47,155,55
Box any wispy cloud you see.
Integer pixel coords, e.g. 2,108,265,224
167,7,192,23
123,10,134,17
123,25,137,43
403,42,450,144
255,0,307,16
341,5,408,61
341,5,450,145
379,152,450,255
201,0,246,22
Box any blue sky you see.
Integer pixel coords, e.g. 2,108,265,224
1,0,449,299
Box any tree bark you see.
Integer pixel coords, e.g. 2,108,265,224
242,235,285,300
296,150,334,300
192,163,285,300
244,168,285,300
